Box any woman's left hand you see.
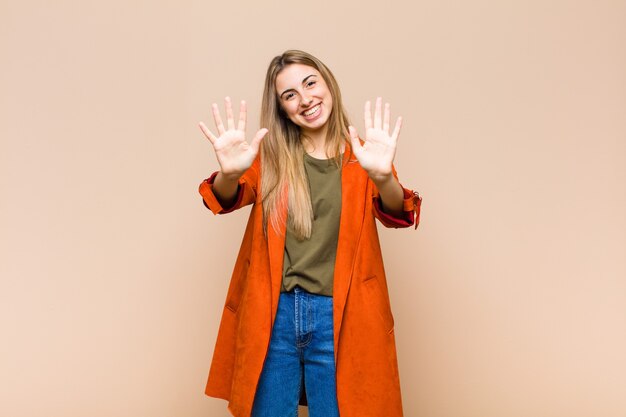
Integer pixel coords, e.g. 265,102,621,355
348,97,402,182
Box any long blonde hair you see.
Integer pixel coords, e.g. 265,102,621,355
260,50,351,240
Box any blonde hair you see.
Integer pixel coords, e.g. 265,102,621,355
260,50,352,240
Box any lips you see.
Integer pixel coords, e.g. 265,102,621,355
301,103,321,116
301,103,323,122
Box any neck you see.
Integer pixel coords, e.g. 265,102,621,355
301,124,328,156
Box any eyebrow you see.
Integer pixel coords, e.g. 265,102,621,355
279,74,317,98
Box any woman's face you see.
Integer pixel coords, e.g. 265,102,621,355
275,63,333,133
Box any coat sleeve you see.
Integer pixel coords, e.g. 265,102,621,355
198,155,260,215
371,163,422,229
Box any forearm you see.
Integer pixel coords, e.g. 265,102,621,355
371,174,404,217
212,171,241,207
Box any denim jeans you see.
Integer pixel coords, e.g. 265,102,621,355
251,285,340,417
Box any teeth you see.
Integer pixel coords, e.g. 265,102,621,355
303,104,320,116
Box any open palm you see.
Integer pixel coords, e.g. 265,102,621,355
349,97,402,182
198,96,267,178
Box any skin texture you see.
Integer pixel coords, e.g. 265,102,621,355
274,63,334,156
199,64,406,217
198,97,267,208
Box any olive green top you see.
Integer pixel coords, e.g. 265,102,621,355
281,152,342,296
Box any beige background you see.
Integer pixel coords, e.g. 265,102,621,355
1,0,625,416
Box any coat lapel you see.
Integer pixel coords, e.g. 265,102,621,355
332,142,368,361
267,190,288,330
265,142,368,360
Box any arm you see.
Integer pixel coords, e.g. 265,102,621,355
371,173,404,217
199,155,260,215
348,97,422,229
371,164,422,229
211,171,242,208
197,96,266,214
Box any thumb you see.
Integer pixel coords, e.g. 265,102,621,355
250,128,268,154
348,126,361,154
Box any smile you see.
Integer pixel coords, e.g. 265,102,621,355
302,104,321,117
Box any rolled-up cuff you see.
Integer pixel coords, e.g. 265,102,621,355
199,171,245,215
373,188,422,229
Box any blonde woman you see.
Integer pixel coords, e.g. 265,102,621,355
198,49,422,417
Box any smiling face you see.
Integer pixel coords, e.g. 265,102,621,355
275,63,334,135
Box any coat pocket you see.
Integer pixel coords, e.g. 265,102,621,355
225,259,250,313
363,274,395,334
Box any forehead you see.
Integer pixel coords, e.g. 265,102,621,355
275,63,321,93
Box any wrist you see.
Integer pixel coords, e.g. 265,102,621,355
219,170,243,183
370,172,394,188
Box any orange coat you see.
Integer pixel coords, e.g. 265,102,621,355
198,141,422,417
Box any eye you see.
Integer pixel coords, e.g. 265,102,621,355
306,81,316,87
285,92,295,100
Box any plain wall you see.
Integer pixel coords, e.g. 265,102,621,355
1,0,624,416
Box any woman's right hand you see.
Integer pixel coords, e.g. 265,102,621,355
199,96,268,180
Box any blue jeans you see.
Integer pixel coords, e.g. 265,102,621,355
251,285,340,417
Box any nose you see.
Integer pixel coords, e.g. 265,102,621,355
300,95,313,107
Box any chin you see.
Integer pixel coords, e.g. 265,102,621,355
303,122,326,131
304,115,330,129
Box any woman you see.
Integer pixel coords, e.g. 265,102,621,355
198,50,422,417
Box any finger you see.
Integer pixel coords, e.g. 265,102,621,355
250,128,268,154
374,97,382,130
383,102,390,135
364,100,372,130
212,103,225,136
225,96,235,130
391,116,403,142
198,121,218,145
348,126,362,155
238,100,247,131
